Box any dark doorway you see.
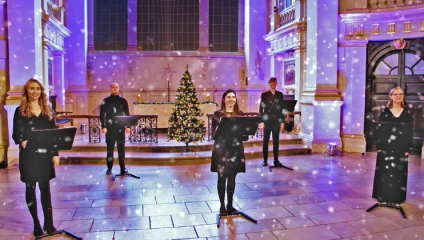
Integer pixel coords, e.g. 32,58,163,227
365,38,424,155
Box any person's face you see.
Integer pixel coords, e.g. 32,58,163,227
110,84,119,95
27,82,41,102
269,80,277,90
224,92,236,108
390,89,404,104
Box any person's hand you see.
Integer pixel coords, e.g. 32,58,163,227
21,141,27,148
280,123,285,130
102,128,107,134
125,128,131,134
52,156,60,168
405,152,409,156
259,123,264,128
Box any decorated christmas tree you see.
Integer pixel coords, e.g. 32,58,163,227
167,65,205,152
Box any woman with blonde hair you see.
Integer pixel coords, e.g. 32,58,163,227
372,87,413,206
12,78,59,236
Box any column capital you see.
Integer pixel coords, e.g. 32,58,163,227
293,45,306,53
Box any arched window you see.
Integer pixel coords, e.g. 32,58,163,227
374,53,399,75
405,53,424,75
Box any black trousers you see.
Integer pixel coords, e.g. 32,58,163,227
25,181,51,225
263,122,280,161
106,127,126,170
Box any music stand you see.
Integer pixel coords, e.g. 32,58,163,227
112,116,140,180
266,100,297,172
26,127,82,240
366,122,413,219
215,116,260,227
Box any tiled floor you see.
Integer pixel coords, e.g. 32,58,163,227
1,152,424,239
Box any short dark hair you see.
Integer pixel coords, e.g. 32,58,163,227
268,77,277,83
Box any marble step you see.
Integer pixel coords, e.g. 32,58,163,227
59,144,311,165
66,137,303,153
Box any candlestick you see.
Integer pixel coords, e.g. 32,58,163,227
206,94,210,101
137,94,141,103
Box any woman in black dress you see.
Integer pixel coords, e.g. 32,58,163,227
12,79,59,236
211,89,248,215
372,87,413,205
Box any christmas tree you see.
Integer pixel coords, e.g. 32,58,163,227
167,65,205,152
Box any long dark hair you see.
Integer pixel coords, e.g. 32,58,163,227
220,89,241,114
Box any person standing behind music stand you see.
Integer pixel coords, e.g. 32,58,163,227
211,89,248,215
100,82,130,175
372,87,413,206
12,79,60,237
259,77,285,167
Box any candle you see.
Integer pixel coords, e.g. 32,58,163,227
206,94,210,101
137,94,141,103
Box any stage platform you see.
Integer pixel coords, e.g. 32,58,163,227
60,132,311,164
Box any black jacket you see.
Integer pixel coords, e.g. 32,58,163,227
259,90,284,124
12,107,58,183
99,94,130,129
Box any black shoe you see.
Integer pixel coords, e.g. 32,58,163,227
226,205,239,215
34,223,43,236
219,205,228,216
262,160,268,166
43,223,56,234
120,168,128,175
106,168,112,174
273,160,283,167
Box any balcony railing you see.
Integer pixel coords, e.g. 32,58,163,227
368,0,422,8
272,0,302,31
46,0,66,26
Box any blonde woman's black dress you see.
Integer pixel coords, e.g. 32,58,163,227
372,107,413,204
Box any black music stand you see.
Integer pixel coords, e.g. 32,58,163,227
112,116,140,180
215,116,260,227
26,127,82,240
266,100,297,172
366,122,413,219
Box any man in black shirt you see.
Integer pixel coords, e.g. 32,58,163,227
100,82,130,175
259,78,284,167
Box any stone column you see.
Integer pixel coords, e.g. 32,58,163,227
293,45,306,133
299,0,342,152
341,40,368,153
127,0,137,51
53,51,66,111
0,0,7,164
199,0,209,52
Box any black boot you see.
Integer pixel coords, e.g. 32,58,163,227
34,222,43,236
43,220,56,234
219,204,227,216
262,160,268,166
273,160,283,167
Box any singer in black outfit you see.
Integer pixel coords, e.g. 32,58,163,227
12,79,59,236
100,82,130,175
372,87,413,205
259,77,285,167
211,89,248,215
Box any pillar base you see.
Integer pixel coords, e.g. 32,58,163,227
299,132,342,153
342,134,366,153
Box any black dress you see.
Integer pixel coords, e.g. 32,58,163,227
12,107,58,183
210,110,247,174
372,107,413,204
